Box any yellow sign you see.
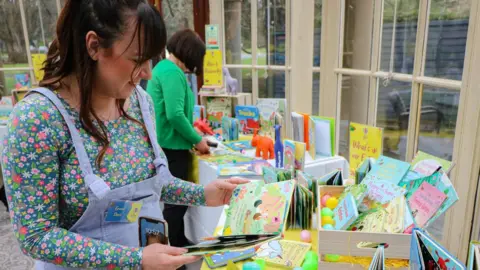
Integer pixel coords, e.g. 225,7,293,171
349,122,383,176
203,49,223,88
31,54,47,82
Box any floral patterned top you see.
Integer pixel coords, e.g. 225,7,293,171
1,90,206,269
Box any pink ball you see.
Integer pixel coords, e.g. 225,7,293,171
300,230,312,243
321,194,331,207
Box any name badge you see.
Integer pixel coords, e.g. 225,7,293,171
105,200,143,223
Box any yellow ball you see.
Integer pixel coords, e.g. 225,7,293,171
326,197,339,209
321,216,335,226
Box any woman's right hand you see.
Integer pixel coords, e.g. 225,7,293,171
142,244,201,270
195,138,210,154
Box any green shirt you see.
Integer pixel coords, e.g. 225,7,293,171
147,59,202,150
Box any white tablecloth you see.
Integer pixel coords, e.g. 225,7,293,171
184,152,349,243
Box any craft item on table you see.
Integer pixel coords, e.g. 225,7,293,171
251,129,274,160
217,160,272,177
287,183,314,230
368,245,385,270
262,167,293,184
194,105,206,122
224,140,254,151
274,125,284,168
355,157,376,184
235,105,260,135
407,181,447,228
252,240,311,268
348,122,384,177
206,97,233,132
318,169,344,186
384,195,406,234
194,118,215,135
222,180,295,236
410,228,466,270
338,184,368,207
400,171,458,228
256,98,286,139
222,116,240,141
332,193,359,230
468,241,480,270
204,248,256,268
223,67,239,95
411,151,453,176
308,115,336,159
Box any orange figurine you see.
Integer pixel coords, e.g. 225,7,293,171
251,129,274,160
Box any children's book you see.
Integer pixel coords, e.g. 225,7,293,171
198,153,255,165
362,155,411,185
262,167,293,184
283,140,296,172
410,228,466,270
412,151,453,176
235,105,260,135
348,122,384,177
294,141,306,171
317,169,344,186
184,234,280,256
296,171,319,210
206,97,232,131
468,242,480,270
359,181,406,212
222,180,295,236
401,171,459,228
338,184,368,207
224,140,254,151
217,160,272,177
407,181,447,228
204,248,256,268
291,112,311,151
256,98,286,139
288,184,314,230
355,157,376,184
252,240,311,268
384,195,406,233
308,116,335,159
222,116,240,141
193,105,205,122
0,96,13,125
368,245,385,270
333,192,359,230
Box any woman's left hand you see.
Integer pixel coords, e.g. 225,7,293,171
204,178,250,206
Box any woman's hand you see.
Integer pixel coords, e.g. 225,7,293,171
195,138,210,154
142,244,200,270
204,178,250,206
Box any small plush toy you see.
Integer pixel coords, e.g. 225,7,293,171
194,119,215,135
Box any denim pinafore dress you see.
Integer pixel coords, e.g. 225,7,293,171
30,88,172,269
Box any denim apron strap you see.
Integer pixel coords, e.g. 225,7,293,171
27,88,110,199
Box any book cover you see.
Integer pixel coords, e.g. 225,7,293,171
193,105,205,122
204,248,256,268
206,97,232,131
407,182,447,228
309,116,335,159
333,193,359,230
235,105,260,135
222,116,240,141
253,240,311,268
222,180,295,235
224,140,254,151
349,122,383,177
317,170,343,186
359,181,406,212
294,141,306,171
283,140,296,172
412,151,452,175
217,160,272,177
355,157,376,184
256,98,286,139
468,242,480,270
362,155,411,185
291,112,305,143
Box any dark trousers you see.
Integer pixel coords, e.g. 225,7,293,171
162,148,191,248
0,185,7,211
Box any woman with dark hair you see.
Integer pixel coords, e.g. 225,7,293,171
147,29,208,252
1,1,247,269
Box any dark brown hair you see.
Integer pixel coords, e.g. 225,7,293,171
40,0,167,168
166,29,206,76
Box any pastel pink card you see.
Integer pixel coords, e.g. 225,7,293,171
407,181,447,227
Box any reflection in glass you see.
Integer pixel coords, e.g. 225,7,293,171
339,75,370,158
224,0,251,65
257,0,286,66
343,0,374,70
312,73,320,115
0,0,28,66
380,0,419,74
0,70,32,96
313,0,322,67
424,0,470,80
162,0,194,39
376,80,412,161
258,70,285,98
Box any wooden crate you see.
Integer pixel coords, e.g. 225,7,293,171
316,185,410,269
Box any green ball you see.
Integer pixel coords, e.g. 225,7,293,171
325,254,340,262
254,259,266,270
304,251,318,261
321,207,334,217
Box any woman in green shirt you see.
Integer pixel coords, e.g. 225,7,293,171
147,29,208,253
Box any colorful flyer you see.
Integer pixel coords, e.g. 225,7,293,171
349,122,383,177
203,49,223,88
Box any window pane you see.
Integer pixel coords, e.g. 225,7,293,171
312,72,320,115
0,70,31,96
313,0,322,67
376,80,412,161
224,0,251,65
343,0,374,70
25,0,57,52
0,1,29,68
258,70,285,98
424,0,470,80
227,68,253,94
339,75,370,158
257,0,286,66
163,0,194,39
417,87,458,161
380,0,419,74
